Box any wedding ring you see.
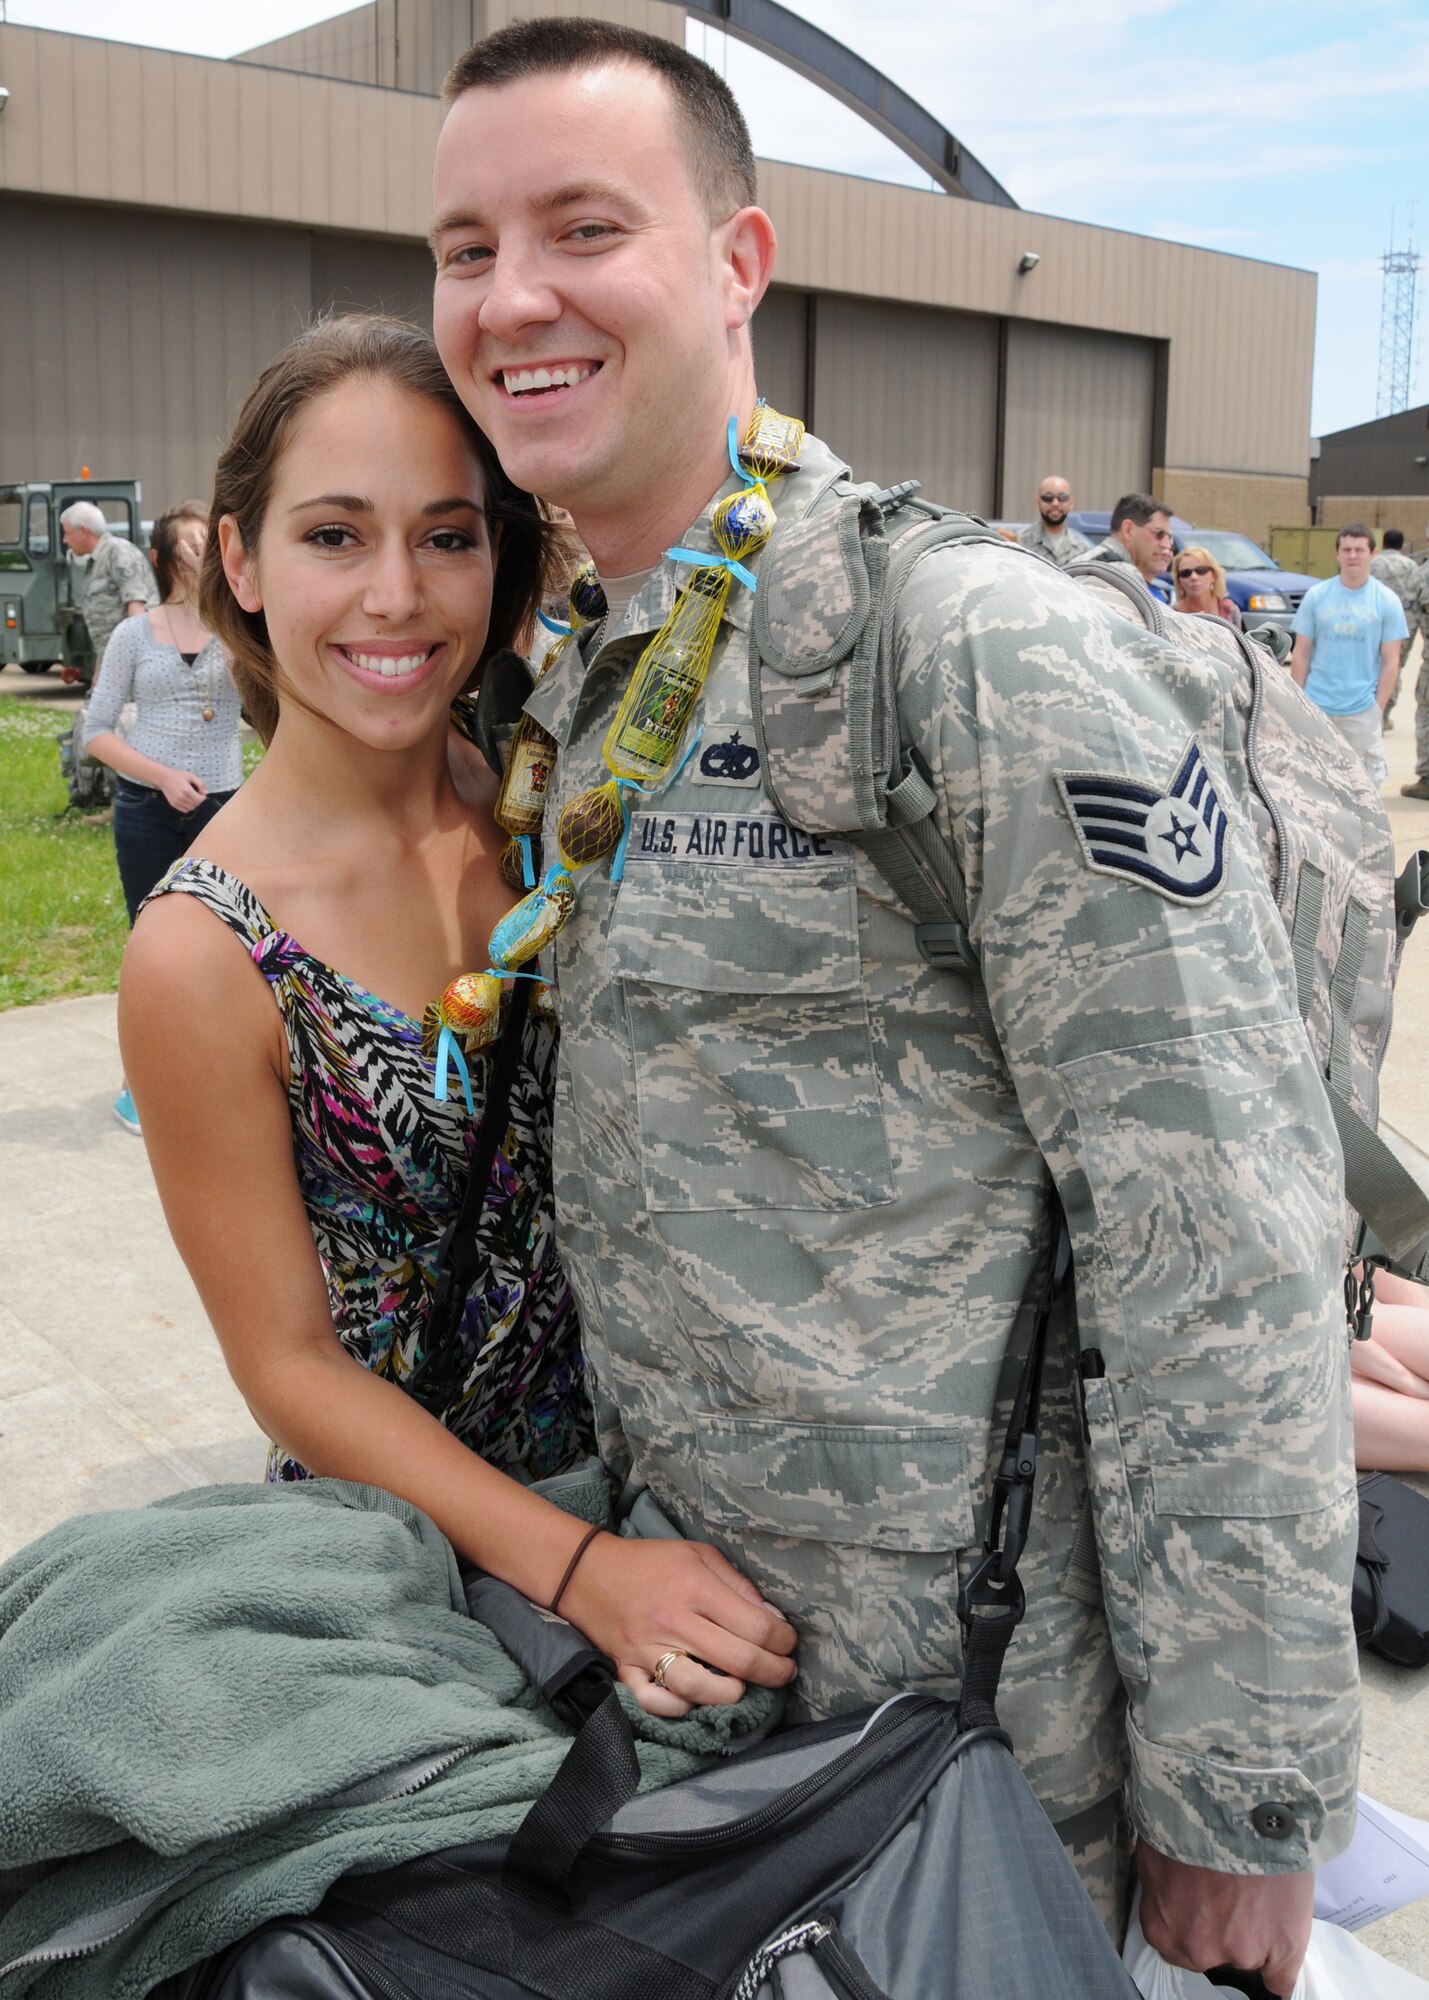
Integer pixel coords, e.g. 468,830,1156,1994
651,1648,687,1690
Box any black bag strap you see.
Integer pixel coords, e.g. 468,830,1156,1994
955,1204,1073,1732
503,1677,642,1899
416,994,529,1387
1352,1491,1392,1648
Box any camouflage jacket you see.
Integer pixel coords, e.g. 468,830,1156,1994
82,532,156,663
1018,517,1091,568
1369,548,1420,613
527,432,1358,1875
1398,556,1429,638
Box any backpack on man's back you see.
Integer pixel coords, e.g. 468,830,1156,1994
749,485,1429,1283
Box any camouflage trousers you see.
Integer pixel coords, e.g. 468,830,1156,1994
1415,636,1429,779
1055,1789,1134,1948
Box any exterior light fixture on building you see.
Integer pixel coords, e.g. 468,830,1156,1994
1017,252,1040,274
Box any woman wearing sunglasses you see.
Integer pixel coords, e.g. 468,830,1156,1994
1172,545,1242,628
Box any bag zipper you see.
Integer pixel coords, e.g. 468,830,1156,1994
731,1917,893,2000
0,1745,477,1985
731,1919,830,2000
808,1923,894,2000
590,1696,939,1863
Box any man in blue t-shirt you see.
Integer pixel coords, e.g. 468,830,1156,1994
1290,523,1408,786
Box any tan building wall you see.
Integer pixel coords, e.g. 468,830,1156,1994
1315,494,1429,538
1155,469,1311,549
0,15,1317,530
243,0,688,97
0,195,435,509
755,158,1314,485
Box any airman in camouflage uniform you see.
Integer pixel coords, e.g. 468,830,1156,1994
433,21,1354,1977
1018,474,1090,569
84,531,157,663
1402,558,1429,799
1369,540,1419,612
1020,513,1091,567
61,510,157,667
1371,537,1420,726
528,430,1359,1920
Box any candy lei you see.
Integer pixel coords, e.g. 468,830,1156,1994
425,402,805,1109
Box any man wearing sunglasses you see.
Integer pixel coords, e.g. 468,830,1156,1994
1088,492,1175,590
1018,476,1090,569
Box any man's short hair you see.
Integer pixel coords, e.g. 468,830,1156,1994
1110,493,1170,533
444,17,758,222
1381,527,1405,550
1336,523,1373,549
60,500,108,538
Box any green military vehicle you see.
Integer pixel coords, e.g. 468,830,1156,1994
0,481,149,688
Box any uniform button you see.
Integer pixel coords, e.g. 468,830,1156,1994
1251,1803,1298,1840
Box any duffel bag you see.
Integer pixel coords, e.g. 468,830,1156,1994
159,1586,1136,2000
158,1226,1137,2000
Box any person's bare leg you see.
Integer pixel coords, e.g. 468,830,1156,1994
1375,1268,1429,1310
1367,1303,1429,1387
1352,1377,1429,1472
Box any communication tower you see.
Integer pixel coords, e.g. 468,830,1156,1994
1377,226,1421,417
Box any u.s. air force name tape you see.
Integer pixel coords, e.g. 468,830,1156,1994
1055,736,1229,904
624,811,849,866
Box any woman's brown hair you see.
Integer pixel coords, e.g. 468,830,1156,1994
199,314,547,744
150,501,209,604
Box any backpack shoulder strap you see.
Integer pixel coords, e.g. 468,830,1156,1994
751,480,1429,1282
751,481,1006,972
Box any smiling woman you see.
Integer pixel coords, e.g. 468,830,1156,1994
114,311,799,1723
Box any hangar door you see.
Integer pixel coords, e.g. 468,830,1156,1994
751,287,809,429
815,297,999,515
1001,323,1157,517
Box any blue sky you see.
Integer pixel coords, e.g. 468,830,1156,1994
10,0,1428,436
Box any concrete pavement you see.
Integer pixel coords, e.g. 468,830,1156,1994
2,653,1429,1971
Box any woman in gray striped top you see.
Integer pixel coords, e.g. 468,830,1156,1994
84,502,245,1130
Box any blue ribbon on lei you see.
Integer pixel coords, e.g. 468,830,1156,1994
610,730,704,883
434,970,549,1109
664,417,766,594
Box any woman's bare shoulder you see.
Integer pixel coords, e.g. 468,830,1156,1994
121,885,274,1050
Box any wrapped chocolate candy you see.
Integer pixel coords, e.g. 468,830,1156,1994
421,969,504,1058
557,779,628,869
490,865,576,972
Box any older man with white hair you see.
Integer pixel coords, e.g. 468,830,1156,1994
60,499,156,673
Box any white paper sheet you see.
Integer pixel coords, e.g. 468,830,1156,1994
1315,1793,1429,1931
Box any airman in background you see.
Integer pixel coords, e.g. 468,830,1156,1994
1371,530,1420,728
1018,474,1091,568
1402,552,1429,801
60,500,157,669
1088,493,1174,586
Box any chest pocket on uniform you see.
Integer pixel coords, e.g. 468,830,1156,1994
604,840,894,1213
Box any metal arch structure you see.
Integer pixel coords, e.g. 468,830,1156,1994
684,0,1018,208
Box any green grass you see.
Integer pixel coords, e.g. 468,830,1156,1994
0,697,263,1012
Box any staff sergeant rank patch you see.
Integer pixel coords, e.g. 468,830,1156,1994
1055,736,1228,905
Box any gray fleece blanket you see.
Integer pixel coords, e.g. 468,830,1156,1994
0,1473,779,1999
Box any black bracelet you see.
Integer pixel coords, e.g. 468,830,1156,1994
549,1523,606,1617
